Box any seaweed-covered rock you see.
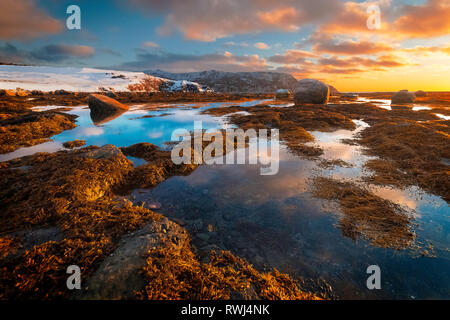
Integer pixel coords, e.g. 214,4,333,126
78,218,189,299
81,144,123,160
293,79,329,105
0,111,78,154
63,139,86,149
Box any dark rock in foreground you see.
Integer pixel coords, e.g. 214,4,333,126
391,90,416,104
88,94,129,124
294,79,330,105
77,218,188,299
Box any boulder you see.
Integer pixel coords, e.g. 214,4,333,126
293,79,329,105
391,90,416,104
53,89,71,95
276,89,291,99
415,90,427,97
77,218,188,299
88,94,129,124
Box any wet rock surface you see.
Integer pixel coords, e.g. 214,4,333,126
0,104,77,153
78,218,188,299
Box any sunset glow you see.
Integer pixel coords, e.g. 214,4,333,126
0,0,449,91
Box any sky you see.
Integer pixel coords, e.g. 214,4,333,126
0,0,450,91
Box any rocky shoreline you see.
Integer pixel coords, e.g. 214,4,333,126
0,90,449,300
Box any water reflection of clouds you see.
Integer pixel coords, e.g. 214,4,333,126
370,186,418,211
31,105,67,112
79,127,104,137
357,97,392,110
179,147,316,203
147,131,163,139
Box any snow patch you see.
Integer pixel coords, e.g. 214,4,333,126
0,65,210,93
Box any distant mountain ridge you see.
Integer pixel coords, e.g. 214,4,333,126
145,70,298,93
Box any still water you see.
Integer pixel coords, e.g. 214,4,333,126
1,99,449,299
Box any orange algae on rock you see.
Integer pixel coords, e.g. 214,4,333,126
310,177,415,250
137,245,320,300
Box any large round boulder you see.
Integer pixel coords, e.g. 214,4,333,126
391,90,416,104
88,94,129,124
293,79,329,105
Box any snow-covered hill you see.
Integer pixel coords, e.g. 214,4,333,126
146,69,298,93
0,65,210,93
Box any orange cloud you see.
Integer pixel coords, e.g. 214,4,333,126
0,0,62,40
318,2,373,34
318,0,450,40
254,42,270,50
257,7,302,31
41,44,95,58
142,41,159,48
118,50,268,73
318,55,407,70
312,37,393,55
132,0,342,41
269,50,317,64
393,0,450,38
